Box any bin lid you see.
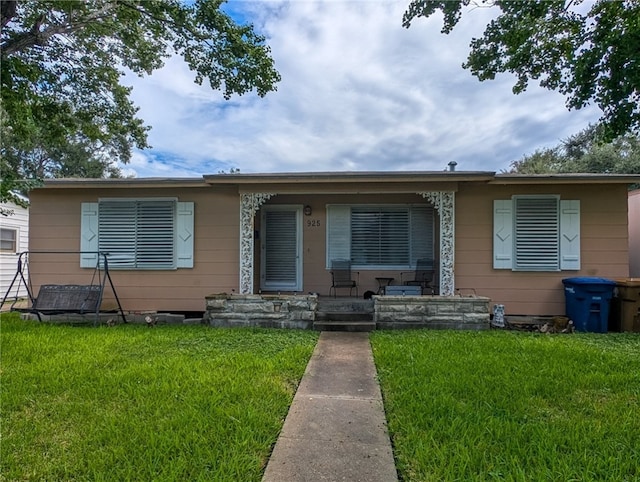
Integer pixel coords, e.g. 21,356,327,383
562,277,616,286
614,278,640,287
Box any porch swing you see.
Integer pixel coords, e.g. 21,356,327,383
0,251,127,326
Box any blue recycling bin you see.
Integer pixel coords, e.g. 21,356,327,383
562,277,616,333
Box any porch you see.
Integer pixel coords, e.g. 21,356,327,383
203,293,490,331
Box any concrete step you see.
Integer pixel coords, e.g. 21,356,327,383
317,298,374,313
313,321,376,332
315,311,374,322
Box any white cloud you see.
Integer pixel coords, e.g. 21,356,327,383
121,0,601,177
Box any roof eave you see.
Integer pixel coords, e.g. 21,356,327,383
37,178,210,189
491,174,640,184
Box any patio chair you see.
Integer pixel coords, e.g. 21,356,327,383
400,258,435,295
329,259,359,298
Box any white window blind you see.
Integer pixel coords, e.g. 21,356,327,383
351,207,409,266
98,200,175,269
514,196,559,271
410,205,435,265
327,204,434,269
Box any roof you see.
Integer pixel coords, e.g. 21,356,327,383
37,171,640,189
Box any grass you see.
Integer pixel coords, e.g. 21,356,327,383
371,330,640,482
5,314,640,481
1,313,318,481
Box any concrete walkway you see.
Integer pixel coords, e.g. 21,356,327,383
262,332,398,482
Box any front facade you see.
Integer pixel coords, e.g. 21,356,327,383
27,172,639,317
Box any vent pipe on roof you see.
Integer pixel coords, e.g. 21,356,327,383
448,161,457,172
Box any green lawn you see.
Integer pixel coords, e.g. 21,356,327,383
5,314,639,481
371,330,640,481
1,313,318,481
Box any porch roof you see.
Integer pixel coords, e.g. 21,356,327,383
203,170,495,185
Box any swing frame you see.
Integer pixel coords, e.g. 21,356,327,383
0,251,127,326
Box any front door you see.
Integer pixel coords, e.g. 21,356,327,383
260,206,302,291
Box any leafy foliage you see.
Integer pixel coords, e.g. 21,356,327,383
508,125,640,180
1,0,280,199
403,0,640,141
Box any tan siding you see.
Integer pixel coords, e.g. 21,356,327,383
456,184,630,316
28,187,239,312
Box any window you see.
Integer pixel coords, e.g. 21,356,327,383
80,200,194,269
327,204,434,269
0,228,17,252
493,196,580,271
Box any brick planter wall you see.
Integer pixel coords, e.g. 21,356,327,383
204,293,317,329
374,295,490,330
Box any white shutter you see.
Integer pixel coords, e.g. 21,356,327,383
176,202,194,268
560,200,580,270
326,205,351,267
80,203,99,268
493,200,513,269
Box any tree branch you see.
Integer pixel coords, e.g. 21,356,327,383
1,0,17,29
1,2,117,58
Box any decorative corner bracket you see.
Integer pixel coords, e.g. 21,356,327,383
239,193,275,294
419,191,455,296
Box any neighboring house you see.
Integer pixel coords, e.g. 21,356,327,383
630,189,640,277
0,197,29,299
26,171,640,316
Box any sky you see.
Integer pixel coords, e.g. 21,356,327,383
119,0,602,178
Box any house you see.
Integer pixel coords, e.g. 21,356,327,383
1,197,29,299
630,189,640,277
25,171,640,319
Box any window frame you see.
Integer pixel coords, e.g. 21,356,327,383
493,195,580,272
0,227,18,253
81,198,194,270
98,198,177,270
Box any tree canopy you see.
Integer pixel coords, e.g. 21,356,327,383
0,0,280,205
403,0,640,141
507,125,640,181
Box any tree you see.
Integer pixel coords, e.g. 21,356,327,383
508,125,640,179
403,0,640,141
0,0,280,201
